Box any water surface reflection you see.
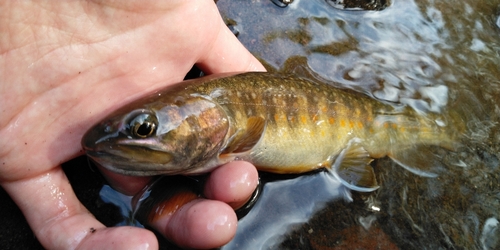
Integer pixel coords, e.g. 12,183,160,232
216,0,500,249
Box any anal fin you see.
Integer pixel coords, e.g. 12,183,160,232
330,138,379,192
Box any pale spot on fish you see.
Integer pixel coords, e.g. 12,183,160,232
236,111,242,120
251,92,257,99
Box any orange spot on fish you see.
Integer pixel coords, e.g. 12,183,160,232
312,114,318,122
341,119,346,127
391,123,397,129
349,121,354,129
300,115,307,124
329,117,335,124
383,122,389,129
357,121,364,129
321,107,328,113
400,127,405,132
274,114,280,122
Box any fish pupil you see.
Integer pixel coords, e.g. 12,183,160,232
135,122,155,138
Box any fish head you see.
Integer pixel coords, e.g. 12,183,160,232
82,93,230,176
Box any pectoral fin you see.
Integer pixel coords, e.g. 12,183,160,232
221,116,266,155
330,139,379,192
388,145,446,178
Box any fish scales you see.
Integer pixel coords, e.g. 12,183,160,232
83,72,462,190
188,74,427,173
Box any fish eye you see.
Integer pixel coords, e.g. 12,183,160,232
129,113,158,138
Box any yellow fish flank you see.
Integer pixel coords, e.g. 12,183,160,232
82,72,462,191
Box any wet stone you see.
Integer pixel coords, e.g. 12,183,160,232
271,0,294,8
325,0,390,11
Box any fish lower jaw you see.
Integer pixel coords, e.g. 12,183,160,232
85,154,169,176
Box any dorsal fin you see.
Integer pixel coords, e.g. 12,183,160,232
221,116,266,155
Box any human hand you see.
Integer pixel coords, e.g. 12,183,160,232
0,1,263,249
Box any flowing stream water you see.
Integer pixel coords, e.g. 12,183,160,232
215,0,500,249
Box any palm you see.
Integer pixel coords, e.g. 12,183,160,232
0,1,263,249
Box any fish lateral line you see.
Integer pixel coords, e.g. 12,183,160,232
82,72,464,192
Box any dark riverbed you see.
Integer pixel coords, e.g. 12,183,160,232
217,0,500,249
216,0,500,249
2,0,499,249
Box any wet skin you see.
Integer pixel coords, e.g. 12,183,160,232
84,72,462,192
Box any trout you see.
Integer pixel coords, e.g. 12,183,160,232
82,72,461,191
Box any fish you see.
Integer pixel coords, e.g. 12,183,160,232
82,72,462,192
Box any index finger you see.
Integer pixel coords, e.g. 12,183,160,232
195,9,266,74
1,166,158,249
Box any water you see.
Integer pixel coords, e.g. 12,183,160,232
215,0,500,249
222,172,347,249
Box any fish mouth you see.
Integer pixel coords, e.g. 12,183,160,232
82,122,177,176
84,144,176,176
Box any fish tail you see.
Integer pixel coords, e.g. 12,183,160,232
447,89,494,145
